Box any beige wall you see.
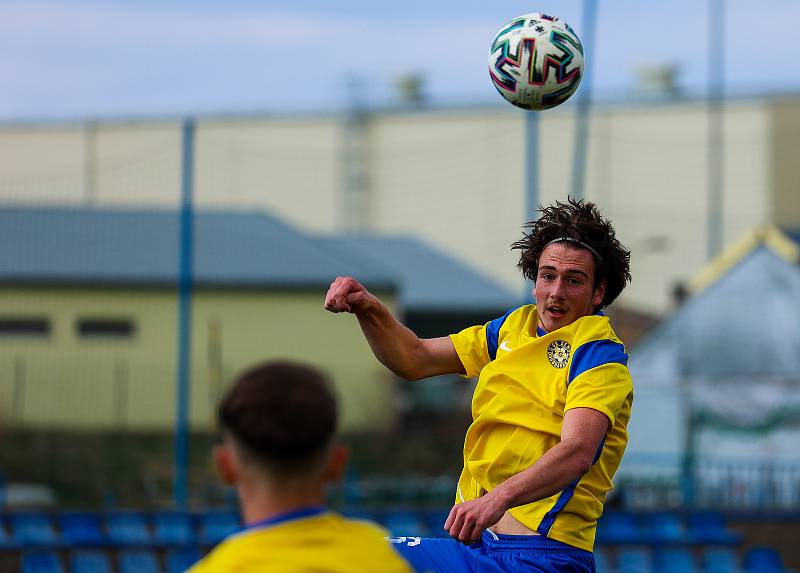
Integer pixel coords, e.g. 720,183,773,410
0,97,794,315
771,100,800,228
0,286,396,432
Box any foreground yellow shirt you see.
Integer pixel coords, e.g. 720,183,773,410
450,305,633,552
188,511,412,573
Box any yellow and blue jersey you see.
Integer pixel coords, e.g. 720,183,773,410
449,304,633,552
188,507,413,573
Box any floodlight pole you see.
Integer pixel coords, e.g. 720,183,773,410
174,119,195,508
524,110,539,301
707,0,725,261
570,0,598,201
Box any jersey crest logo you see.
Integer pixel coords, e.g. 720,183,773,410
547,339,571,368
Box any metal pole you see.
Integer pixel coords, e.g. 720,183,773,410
174,119,195,507
707,0,725,260
524,111,539,301
570,0,598,200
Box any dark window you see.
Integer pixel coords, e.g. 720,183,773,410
0,318,50,336
77,318,136,339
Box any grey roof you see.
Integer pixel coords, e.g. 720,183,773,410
0,207,395,290
321,235,522,312
630,245,800,381
0,207,520,312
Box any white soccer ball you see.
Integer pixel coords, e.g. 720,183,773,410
488,13,584,110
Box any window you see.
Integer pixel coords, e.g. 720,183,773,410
0,318,50,337
76,318,136,339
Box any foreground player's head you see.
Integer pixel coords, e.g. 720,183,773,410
215,360,346,492
512,198,631,331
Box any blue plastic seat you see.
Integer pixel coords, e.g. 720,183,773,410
594,547,612,573
59,513,105,546
70,550,113,573
423,508,452,539
197,511,240,546
21,551,64,573
705,547,741,573
618,547,653,573
152,512,194,545
381,509,426,537
643,512,688,544
106,513,152,546
0,517,15,548
165,547,203,573
12,514,59,547
596,512,644,545
743,546,787,572
118,549,162,573
655,547,698,573
687,512,742,545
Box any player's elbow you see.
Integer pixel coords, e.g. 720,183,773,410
392,363,426,381
564,443,596,477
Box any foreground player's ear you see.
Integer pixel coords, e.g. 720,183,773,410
323,443,349,483
213,444,238,486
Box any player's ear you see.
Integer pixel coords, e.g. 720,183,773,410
213,444,239,486
322,443,349,483
592,279,606,309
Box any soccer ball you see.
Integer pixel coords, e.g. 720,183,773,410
488,13,584,110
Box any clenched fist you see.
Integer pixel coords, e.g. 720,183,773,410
324,276,376,314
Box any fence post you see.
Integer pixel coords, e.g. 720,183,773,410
174,118,195,508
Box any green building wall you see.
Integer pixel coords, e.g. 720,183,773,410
0,286,398,433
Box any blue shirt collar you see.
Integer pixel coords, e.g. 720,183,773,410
245,506,327,531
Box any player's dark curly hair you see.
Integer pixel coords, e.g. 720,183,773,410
511,197,631,310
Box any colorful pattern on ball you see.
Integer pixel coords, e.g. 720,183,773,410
488,13,584,111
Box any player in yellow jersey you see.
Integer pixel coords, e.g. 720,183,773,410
188,361,413,573
325,198,633,573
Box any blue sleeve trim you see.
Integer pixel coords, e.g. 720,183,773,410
568,339,628,385
537,479,579,536
485,307,520,361
538,437,606,536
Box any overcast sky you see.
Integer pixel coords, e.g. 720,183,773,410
3,0,800,121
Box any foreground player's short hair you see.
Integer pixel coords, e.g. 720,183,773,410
218,361,338,477
512,197,632,310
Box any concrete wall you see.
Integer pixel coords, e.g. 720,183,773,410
0,286,396,432
0,97,794,315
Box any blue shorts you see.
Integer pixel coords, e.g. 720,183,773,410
390,531,595,573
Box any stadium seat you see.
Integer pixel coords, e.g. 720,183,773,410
655,547,698,573
618,547,653,573
118,549,162,573
0,517,15,548
687,512,742,545
165,547,203,573
743,546,787,572
643,512,688,544
12,514,59,547
339,507,377,523
197,510,240,546
596,512,644,545
21,551,64,573
105,512,152,546
69,550,113,573
594,547,612,573
152,512,194,546
59,512,106,546
423,508,452,538
704,547,742,573
381,509,427,537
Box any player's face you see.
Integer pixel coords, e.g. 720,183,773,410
533,242,606,333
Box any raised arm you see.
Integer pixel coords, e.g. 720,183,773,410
324,276,465,380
